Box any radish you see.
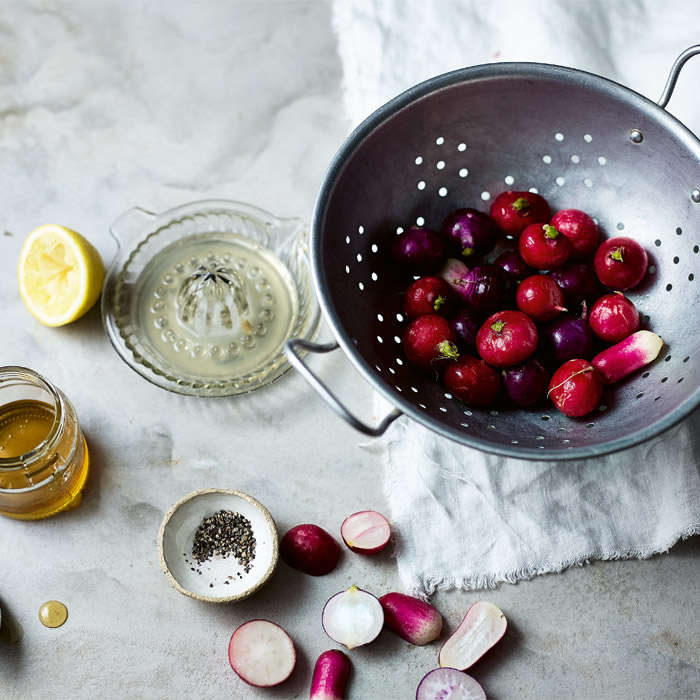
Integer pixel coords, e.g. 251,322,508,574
548,358,603,417
519,223,571,270
441,208,498,259
403,276,457,319
476,310,538,368
310,649,351,700
541,313,594,365
516,274,566,322
444,354,501,406
589,293,640,343
341,511,391,555
322,586,384,650
402,314,458,371
416,668,487,700
494,249,535,281
550,208,599,259
502,358,551,407
549,263,602,305
449,309,482,352
228,620,296,687
391,226,447,274
490,190,551,237
592,330,664,385
438,601,506,670
459,264,514,315
594,236,648,291
379,592,443,646
438,258,471,299
280,523,340,576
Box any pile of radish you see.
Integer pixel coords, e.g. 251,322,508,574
393,190,664,417
228,510,506,698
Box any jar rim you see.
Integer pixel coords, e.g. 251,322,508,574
0,366,65,471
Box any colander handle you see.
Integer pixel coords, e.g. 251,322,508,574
658,44,700,109
285,339,403,437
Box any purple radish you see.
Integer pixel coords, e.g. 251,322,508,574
310,650,351,700
450,310,482,352
502,358,551,407
541,314,594,365
592,330,664,385
493,249,535,281
322,586,384,650
460,264,514,314
438,258,471,298
391,227,447,274
438,601,506,670
549,263,601,305
379,592,443,646
416,668,486,700
341,511,391,555
280,524,340,576
228,620,296,687
441,208,498,259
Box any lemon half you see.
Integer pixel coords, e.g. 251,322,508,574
18,224,105,327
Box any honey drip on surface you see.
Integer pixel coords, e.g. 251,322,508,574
39,600,68,628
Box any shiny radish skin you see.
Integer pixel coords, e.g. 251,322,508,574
549,263,602,305
516,274,566,322
280,524,340,576
594,236,648,291
441,208,498,259
541,315,595,365
502,358,551,407
476,310,538,368
548,358,603,417
489,190,551,237
591,330,664,385
416,668,487,700
391,227,447,274
589,293,640,343
341,511,391,555
494,249,536,281
403,314,457,371
379,592,443,646
438,258,471,301
519,223,572,270
310,650,351,700
449,309,482,352
322,586,384,650
228,620,296,687
403,276,457,319
438,601,507,671
444,355,501,405
460,264,514,315
550,208,599,259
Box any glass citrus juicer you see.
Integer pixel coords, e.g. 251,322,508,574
101,200,321,396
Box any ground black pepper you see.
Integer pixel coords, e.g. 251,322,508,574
191,509,256,574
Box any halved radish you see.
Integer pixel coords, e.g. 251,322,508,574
416,668,486,700
228,620,296,687
322,585,384,650
438,602,506,670
280,523,341,576
341,511,391,555
379,592,443,646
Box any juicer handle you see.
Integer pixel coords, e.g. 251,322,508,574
108,207,158,253
657,44,700,110
284,339,403,437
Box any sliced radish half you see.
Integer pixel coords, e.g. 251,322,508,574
322,585,384,650
416,668,486,700
228,619,296,687
341,511,391,555
438,601,506,670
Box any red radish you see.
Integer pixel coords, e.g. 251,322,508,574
550,208,599,259
493,248,535,281
519,223,572,270
444,354,501,405
438,601,507,670
280,524,340,576
548,358,603,417
403,276,457,319
341,511,391,555
416,668,486,700
589,293,640,343
592,330,664,385
402,314,457,371
502,358,551,407
490,190,551,236
441,208,498,259
228,620,296,687
594,236,648,290
379,592,443,646
476,310,538,367
391,226,447,274
516,274,566,322
322,586,384,650
310,650,351,700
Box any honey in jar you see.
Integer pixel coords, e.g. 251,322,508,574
0,367,89,520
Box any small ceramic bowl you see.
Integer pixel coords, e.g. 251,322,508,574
158,489,278,603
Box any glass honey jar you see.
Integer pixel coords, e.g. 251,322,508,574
0,367,89,520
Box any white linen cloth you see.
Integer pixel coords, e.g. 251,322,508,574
332,0,700,595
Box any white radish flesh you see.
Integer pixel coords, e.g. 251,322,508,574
416,668,487,700
310,649,351,700
379,592,443,646
591,330,664,385
438,602,506,670
341,511,391,555
228,619,296,687
322,585,384,650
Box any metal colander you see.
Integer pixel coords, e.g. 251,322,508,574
286,47,700,460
